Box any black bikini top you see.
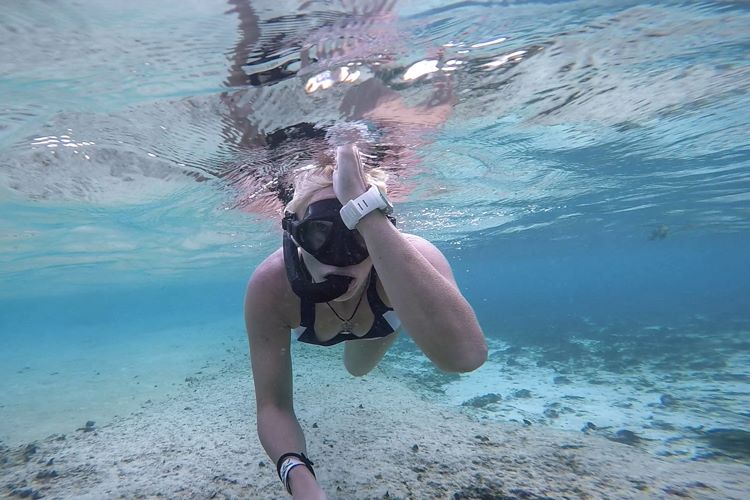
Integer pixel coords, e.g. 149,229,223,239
292,269,401,346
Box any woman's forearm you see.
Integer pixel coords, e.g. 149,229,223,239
257,405,322,495
257,405,308,463
357,211,487,372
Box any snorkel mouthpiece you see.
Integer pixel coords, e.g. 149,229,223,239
283,232,352,303
311,274,353,301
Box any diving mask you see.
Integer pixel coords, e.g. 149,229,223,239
282,198,369,267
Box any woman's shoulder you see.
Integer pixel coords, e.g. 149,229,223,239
401,233,455,279
403,233,444,257
246,248,298,317
251,247,285,278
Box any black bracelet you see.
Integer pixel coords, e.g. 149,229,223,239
276,452,316,480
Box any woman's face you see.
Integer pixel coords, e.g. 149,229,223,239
298,187,372,302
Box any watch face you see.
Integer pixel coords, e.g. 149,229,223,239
379,190,394,213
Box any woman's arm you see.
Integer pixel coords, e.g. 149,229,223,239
335,146,487,373
363,219,487,372
244,253,325,498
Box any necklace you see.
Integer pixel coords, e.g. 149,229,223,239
326,276,369,335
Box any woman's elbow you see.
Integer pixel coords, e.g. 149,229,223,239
435,341,488,373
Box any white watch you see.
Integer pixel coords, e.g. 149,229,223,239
339,185,393,230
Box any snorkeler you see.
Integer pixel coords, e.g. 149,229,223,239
243,143,487,498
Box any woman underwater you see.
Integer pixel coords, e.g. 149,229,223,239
244,143,487,498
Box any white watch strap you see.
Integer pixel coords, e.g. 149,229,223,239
340,185,387,230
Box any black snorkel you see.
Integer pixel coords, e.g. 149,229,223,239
282,232,353,303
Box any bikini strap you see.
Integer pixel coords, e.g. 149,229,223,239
299,297,316,327
366,268,391,315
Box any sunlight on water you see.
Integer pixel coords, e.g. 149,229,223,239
1,2,746,275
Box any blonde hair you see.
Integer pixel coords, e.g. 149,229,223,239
285,156,388,215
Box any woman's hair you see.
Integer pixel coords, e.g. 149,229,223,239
285,151,388,215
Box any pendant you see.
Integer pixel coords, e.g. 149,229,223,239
339,320,353,335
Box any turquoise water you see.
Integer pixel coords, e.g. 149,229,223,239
1,0,749,463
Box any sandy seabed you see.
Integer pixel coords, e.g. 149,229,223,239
1,340,748,500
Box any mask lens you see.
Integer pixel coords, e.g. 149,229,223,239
317,229,368,266
298,219,333,253
289,198,371,267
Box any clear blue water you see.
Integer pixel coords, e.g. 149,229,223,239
1,0,749,462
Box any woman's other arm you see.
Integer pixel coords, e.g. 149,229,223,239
244,252,325,499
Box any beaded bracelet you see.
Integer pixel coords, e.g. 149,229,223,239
276,452,316,494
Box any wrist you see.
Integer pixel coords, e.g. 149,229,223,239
277,452,316,495
356,207,389,230
338,186,367,205
339,185,393,230
288,465,317,495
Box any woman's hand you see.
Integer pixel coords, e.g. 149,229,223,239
334,144,368,204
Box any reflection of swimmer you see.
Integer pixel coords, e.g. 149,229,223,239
220,0,454,217
648,224,669,240
244,144,487,498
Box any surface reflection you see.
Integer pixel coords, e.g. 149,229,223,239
217,0,456,216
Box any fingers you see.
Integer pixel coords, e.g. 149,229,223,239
333,144,368,202
335,144,364,177
335,144,359,165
